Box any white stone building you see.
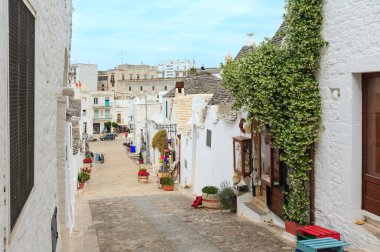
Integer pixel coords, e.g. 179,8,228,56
156,60,195,78
314,0,380,250
113,99,131,126
129,95,164,156
0,0,73,251
69,63,98,92
91,91,114,134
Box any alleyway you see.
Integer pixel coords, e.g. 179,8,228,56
70,136,294,252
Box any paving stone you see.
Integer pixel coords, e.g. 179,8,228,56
70,136,295,252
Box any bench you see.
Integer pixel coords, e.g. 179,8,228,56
296,237,350,252
299,225,340,240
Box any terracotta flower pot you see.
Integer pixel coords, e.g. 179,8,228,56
138,175,149,183
285,221,303,236
162,185,174,191
78,182,85,189
202,193,221,209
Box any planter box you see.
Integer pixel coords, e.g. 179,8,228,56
202,193,221,209
138,175,149,183
162,185,174,191
158,172,170,178
285,221,303,236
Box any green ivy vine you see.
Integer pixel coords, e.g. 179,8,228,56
222,0,326,224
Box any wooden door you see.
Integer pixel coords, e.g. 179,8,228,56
259,127,285,219
363,73,380,216
117,113,121,123
267,149,285,219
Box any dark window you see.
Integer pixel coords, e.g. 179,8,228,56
129,86,131,91
122,74,124,80
137,74,140,80
9,0,35,230
102,84,104,87
165,86,167,91
140,86,143,91
94,98,98,104
165,101,168,118
112,83,114,87
206,130,212,147
111,74,114,81
152,86,154,91
129,74,132,80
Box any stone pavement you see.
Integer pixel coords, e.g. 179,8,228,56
70,135,295,252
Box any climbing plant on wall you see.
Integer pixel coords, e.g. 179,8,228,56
222,0,326,224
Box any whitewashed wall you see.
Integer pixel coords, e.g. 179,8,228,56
315,0,380,250
0,0,72,251
75,64,98,92
179,97,249,195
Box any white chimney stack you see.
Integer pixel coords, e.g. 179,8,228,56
244,32,255,47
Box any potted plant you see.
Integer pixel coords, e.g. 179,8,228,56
201,186,220,209
138,168,149,183
138,151,144,164
161,177,174,191
83,158,92,164
78,171,90,189
219,187,236,212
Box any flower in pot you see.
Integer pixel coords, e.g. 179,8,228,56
83,158,92,164
161,177,174,191
138,168,149,183
201,186,220,209
78,171,90,189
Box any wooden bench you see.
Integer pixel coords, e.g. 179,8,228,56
296,237,350,252
299,225,340,240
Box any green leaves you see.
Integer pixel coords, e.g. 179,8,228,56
222,0,324,224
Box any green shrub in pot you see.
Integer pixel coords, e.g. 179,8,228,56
201,186,218,194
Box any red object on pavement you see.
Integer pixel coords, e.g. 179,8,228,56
192,196,202,208
299,225,340,240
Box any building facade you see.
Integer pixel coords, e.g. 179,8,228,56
156,60,195,78
91,91,114,134
115,77,183,99
97,64,158,93
0,0,73,251
314,0,380,250
69,63,98,92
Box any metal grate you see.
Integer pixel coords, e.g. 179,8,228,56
9,0,35,231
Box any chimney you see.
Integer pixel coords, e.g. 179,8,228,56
175,81,184,96
244,32,255,47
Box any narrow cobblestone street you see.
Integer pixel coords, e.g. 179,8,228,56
70,136,295,252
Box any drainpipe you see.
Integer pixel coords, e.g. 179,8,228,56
309,145,315,225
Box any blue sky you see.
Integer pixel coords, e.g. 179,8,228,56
71,0,285,70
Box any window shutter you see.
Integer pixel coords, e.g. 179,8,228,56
9,0,35,231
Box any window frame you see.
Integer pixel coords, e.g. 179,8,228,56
8,0,36,233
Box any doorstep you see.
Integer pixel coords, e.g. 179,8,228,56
237,192,272,223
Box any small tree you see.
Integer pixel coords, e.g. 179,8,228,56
104,121,111,133
152,129,168,154
112,122,119,128
187,67,197,76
